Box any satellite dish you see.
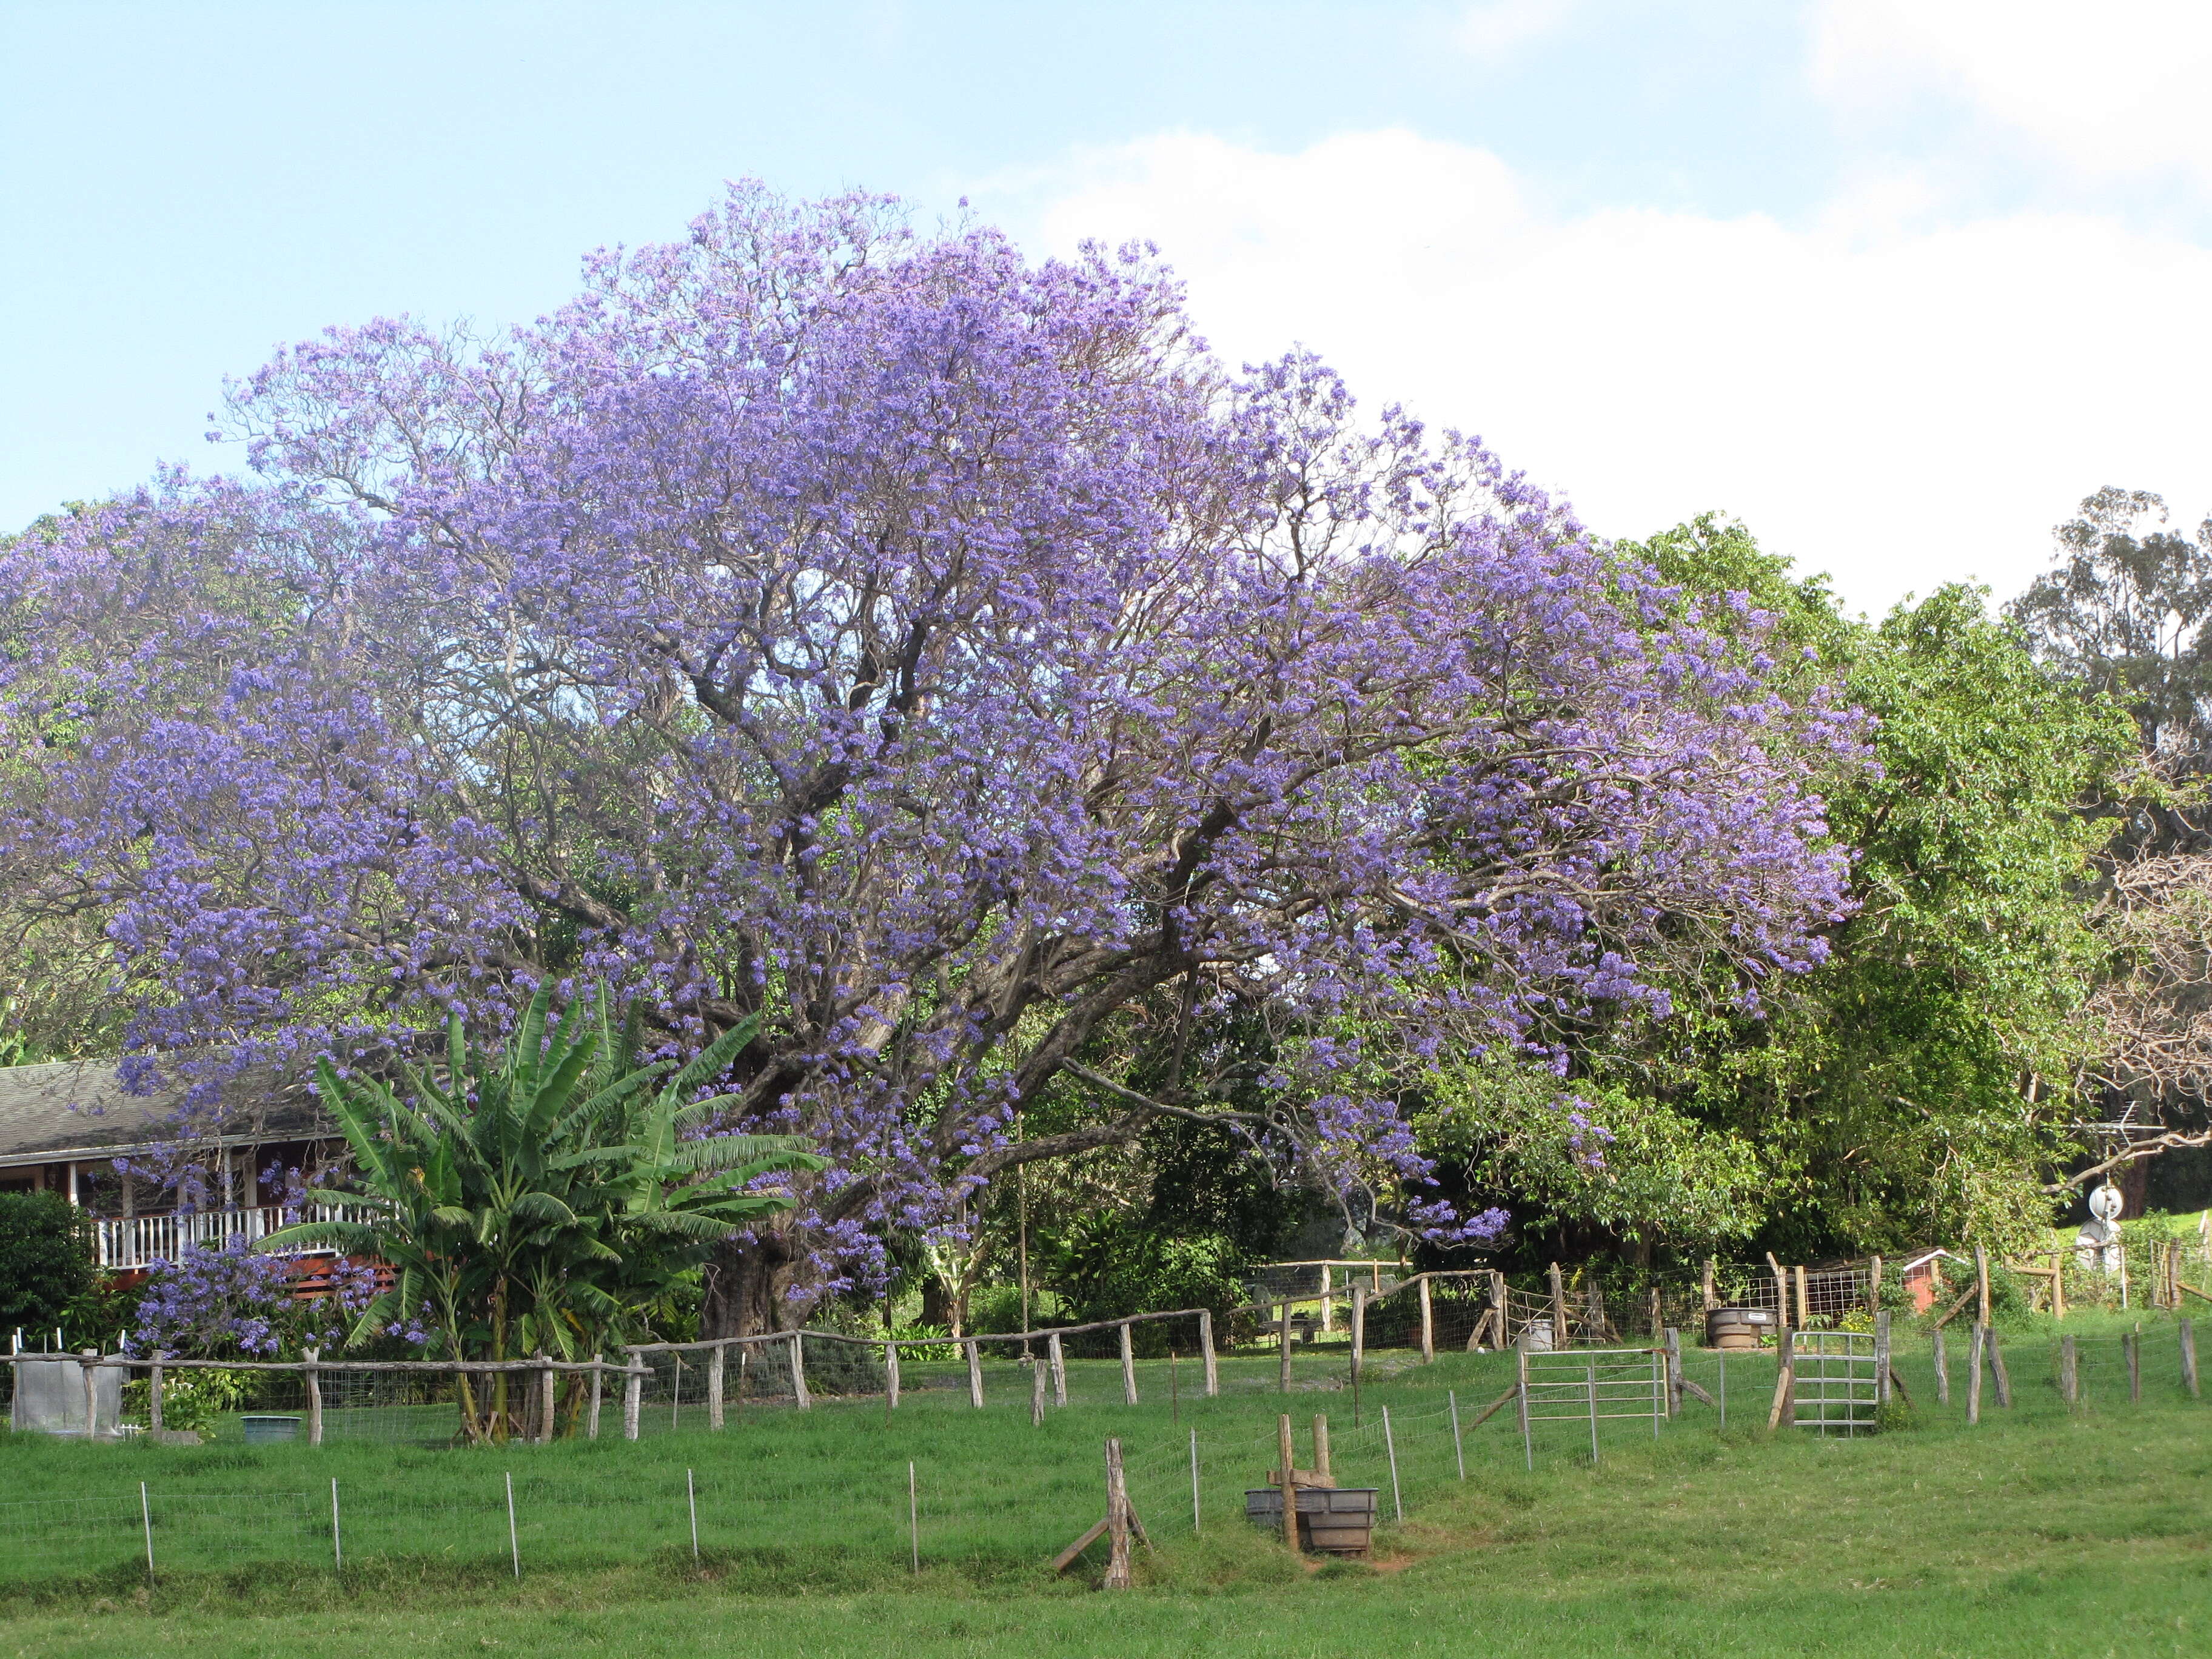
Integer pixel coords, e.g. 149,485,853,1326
2088,1182,2124,1225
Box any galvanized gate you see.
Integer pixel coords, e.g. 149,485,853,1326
1790,1330,1879,1436
1515,1345,1664,1469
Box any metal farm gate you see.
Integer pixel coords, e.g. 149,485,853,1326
1790,1331,1879,1436
1515,1346,1664,1469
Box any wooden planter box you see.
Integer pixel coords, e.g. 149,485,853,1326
1244,1486,1378,1555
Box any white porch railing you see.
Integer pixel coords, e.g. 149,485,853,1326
92,1204,372,1271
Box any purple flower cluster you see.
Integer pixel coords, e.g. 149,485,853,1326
126,1239,394,1358
0,185,1863,1298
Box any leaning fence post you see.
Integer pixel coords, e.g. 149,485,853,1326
1119,1321,1138,1405
966,1338,985,1409
885,1339,901,1410
1986,1326,2011,1409
708,1341,726,1431
1198,1310,1219,1397
1104,1437,1134,1588
304,1346,323,1445
623,1352,643,1441
1663,1328,1683,1418
1966,1324,1984,1425
588,1354,603,1439
149,1349,165,1433
789,1332,810,1410
1449,1389,1466,1480
1766,1328,1795,1432
1048,1332,1067,1407
2181,1318,2200,1399
1419,1276,1435,1364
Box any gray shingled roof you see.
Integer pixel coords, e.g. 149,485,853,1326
0,1060,327,1167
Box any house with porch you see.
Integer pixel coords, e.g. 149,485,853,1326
0,1059,352,1276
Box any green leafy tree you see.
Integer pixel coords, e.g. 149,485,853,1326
1433,518,2137,1267
267,985,824,1441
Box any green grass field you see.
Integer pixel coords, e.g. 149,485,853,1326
2,1317,2207,1657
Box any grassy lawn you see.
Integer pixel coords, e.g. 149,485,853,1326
2,1321,2206,1657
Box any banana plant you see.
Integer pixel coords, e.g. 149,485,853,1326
264,984,823,1441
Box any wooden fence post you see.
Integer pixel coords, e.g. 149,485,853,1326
1319,1264,1333,1333
1031,1351,1047,1426
1275,1414,1299,1549
1701,1258,1717,1312
708,1341,725,1430
540,1356,557,1444
1874,1312,1891,1407
1869,1253,1882,1315
885,1340,901,1410
1104,1438,1134,1588
148,1350,164,1433
1119,1322,1138,1406
623,1355,643,1441
1974,1244,1992,1329
1419,1277,1435,1363
1663,1327,1683,1418
2181,1318,2200,1399
967,1338,986,1409
2060,1335,2077,1406
1932,1327,1949,1406
1987,1327,2011,1409
2054,1256,2066,1321
587,1355,603,1439
304,1346,323,1446
1794,1265,1809,1330
79,1350,98,1439
1048,1332,1067,1407
1276,1299,1293,1394
1351,1285,1367,1390
1766,1329,1795,1432
789,1332,810,1410
1966,1324,1984,1425
1548,1262,1567,1349
1489,1270,1509,1350
1198,1310,1219,1397
2128,1330,2142,1404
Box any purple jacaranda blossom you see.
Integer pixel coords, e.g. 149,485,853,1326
0,185,1862,1324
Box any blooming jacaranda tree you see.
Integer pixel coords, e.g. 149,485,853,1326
0,186,1860,1332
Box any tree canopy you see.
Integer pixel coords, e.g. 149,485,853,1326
0,189,1855,1328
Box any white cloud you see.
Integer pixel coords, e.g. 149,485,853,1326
1812,1,2212,192
1027,129,2212,614
1455,0,1578,56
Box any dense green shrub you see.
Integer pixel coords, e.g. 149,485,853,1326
0,1191,95,1337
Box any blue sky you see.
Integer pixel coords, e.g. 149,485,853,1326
6,1,2210,611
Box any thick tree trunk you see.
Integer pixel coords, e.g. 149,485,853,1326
703,1231,798,1338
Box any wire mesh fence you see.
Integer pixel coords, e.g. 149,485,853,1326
1,1325,2202,1592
